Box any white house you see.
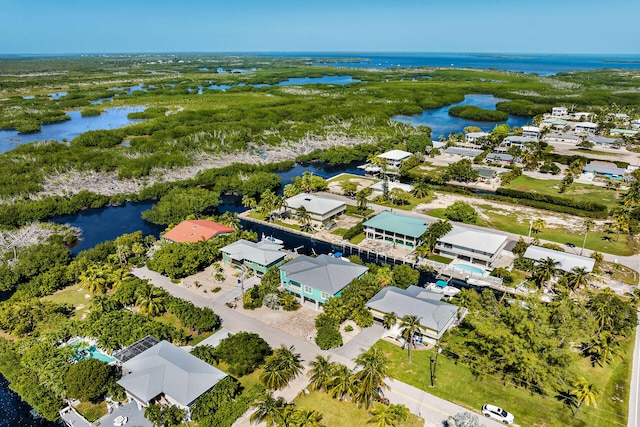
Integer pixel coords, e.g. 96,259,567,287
376,150,413,170
574,122,598,134
497,135,536,151
285,193,346,226
586,135,620,148
544,133,580,145
523,246,595,273
434,225,508,267
551,106,568,117
465,131,490,145
574,112,593,120
521,126,541,139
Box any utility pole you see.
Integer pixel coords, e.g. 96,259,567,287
429,345,441,387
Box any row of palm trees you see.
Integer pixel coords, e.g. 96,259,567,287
531,257,591,292
243,190,314,231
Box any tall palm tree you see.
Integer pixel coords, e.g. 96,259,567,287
382,312,396,330
218,212,240,229
367,403,410,427
420,220,452,250
241,194,257,209
356,188,372,213
585,332,622,367
352,347,389,408
399,315,425,363
250,393,288,426
533,257,560,288
80,263,110,294
411,178,431,199
296,206,313,232
308,355,334,391
375,266,394,287
565,267,590,292
580,219,595,255
570,377,599,417
290,408,324,427
413,244,431,262
136,285,166,316
327,364,355,401
531,218,546,234
260,345,303,390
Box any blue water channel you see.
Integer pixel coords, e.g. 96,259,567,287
392,94,531,138
0,106,145,154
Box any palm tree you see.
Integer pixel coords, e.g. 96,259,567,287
531,218,546,234
533,257,560,288
413,244,431,262
367,403,410,427
250,393,288,426
218,211,240,229
80,264,110,294
565,267,590,292
411,178,431,199
580,219,595,255
382,312,396,330
399,315,425,363
296,206,313,232
260,345,303,390
241,194,257,209
356,188,372,213
290,408,324,427
420,219,452,250
585,332,622,367
611,212,629,241
308,355,334,391
273,195,288,220
135,285,165,316
352,347,389,408
375,266,394,287
327,364,355,401
570,377,599,417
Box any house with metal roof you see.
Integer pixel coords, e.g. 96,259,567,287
280,254,368,309
220,239,286,274
117,340,227,410
377,150,413,169
523,246,595,273
544,132,580,144
586,135,620,148
610,128,638,137
363,211,428,248
543,118,568,131
285,193,346,227
551,106,568,117
497,135,537,152
444,147,484,158
465,131,490,145
434,225,508,267
522,126,541,139
366,285,464,344
162,220,235,243
486,152,514,165
584,163,627,179
574,121,598,134
473,167,497,182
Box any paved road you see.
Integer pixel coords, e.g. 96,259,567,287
628,310,640,427
132,266,506,426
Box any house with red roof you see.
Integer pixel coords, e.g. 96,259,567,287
162,220,234,243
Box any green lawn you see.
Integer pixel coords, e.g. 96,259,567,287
373,338,632,427
569,148,617,156
76,401,107,422
327,173,378,185
152,312,214,345
350,233,366,244
332,228,348,237
345,204,374,217
506,175,623,210
427,254,453,264
295,390,423,427
43,284,91,319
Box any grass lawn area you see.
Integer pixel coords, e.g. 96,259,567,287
374,193,433,211
43,284,91,319
345,204,374,217
569,148,617,156
350,233,366,244
332,228,348,237
327,173,378,185
248,210,267,221
601,261,640,286
427,254,453,264
152,312,214,345
373,338,632,427
76,401,107,422
295,390,423,427
506,175,623,210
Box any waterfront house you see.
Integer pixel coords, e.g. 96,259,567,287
465,131,490,145
574,121,598,134
497,135,537,152
366,285,464,344
434,225,508,267
523,246,595,273
443,147,484,159
543,132,580,145
586,135,620,148
542,118,569,131
521,126,541,139
485,152,514,165
220,239,286,274
162,220,235,243
363,211,428,248
376,149,413,170
284,193,346,227
117,340,227,410
551,106,568,117
280,254,368,310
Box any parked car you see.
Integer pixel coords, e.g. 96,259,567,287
482,404,514,424
324,221,337,230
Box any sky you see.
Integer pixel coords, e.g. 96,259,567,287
2,0,639,55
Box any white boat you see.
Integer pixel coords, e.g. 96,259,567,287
426,281,460,297
261,233,284,245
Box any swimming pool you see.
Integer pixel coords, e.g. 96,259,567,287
452,263,486,276
69,339,116,364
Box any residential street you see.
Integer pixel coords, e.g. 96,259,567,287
132,267,506,426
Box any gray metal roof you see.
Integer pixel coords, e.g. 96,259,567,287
584,163,626,176
285,193,346,216
586,135,618,145
504,136,536,144
486,152,513,161
220,239,285,266
366,286,459,337
437,225,507,255
444,147,484,157
523,246,595,273
280,254,368,295
117,340,227,407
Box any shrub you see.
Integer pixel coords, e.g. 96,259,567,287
214,332,272,376
315,314,343,349
263,293,281,310
65,359,114,402
344,325,354,333
280,292,300,311
444,201,478,223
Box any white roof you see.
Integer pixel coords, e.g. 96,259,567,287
220,239,285,266
286,193,346,215
377,150,412,161
370,181,413,193
466,132,490,138
522,126,540,132
575,122,598,128
437,225,507,255
117,341,227,407
523,246,595,273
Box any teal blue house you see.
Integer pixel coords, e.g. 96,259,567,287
280,255,368,310
220,239,286,275
363,211,428,248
